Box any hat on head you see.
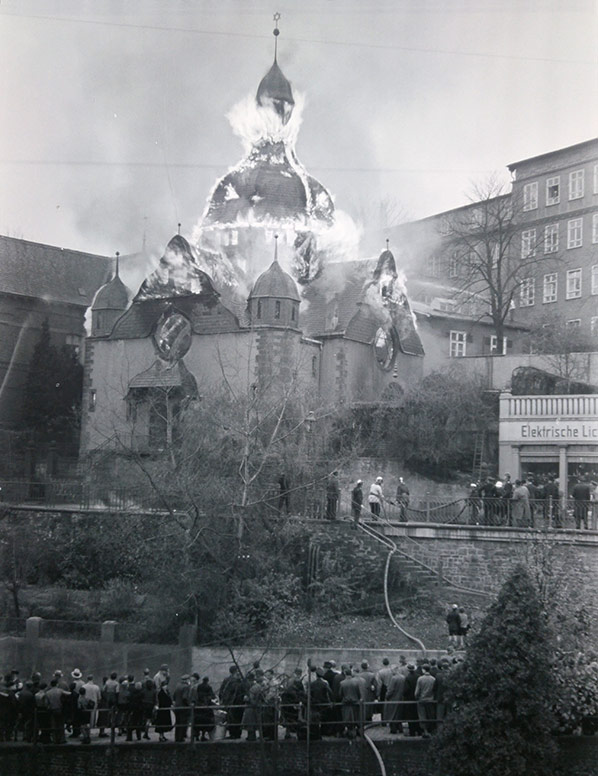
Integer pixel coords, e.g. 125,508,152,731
376,476,383,483
71,669,83,680
323,661,331,668
181,674,190,681
329,660,336,667
452,604,458,609
356,479,362,485
143,668,150,675
407,664,415,670
160,664,168,671
54,670,62,676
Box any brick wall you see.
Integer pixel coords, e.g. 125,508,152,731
1,737,596,776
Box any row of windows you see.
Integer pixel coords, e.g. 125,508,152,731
449,331,506,358
519,265,598,306
523,165,598,210
521,213,598,257
564,318,598,336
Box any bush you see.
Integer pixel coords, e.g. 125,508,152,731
428,565,558,776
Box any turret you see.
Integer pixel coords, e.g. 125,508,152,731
91,252,129,337
248,238,300,329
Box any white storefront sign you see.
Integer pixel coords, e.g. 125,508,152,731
502,420,598,443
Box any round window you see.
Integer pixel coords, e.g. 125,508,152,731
373,327,396,370
154,312,192,362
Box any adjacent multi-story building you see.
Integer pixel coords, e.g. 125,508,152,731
507,138,598,338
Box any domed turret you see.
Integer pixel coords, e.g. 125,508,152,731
256,60,295,124
91,253,129,336
248,242,300,328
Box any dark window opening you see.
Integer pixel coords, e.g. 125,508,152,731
275,301,281,319
257,300,262,319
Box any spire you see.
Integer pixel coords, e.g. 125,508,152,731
256,12,294,124
273,12,281,62
115,251,120,278
178,222,181,235
274,233,279,262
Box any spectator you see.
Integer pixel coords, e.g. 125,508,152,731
368,477,385,518
458,607,469,648
414,664,436,738
193,676,215,742
358,661,378,722
77,687,94,744
572,477,591,530
351,480,363,525
155,679,173,742
141,677,156,740
339,667,360,739
45,679,69,744
219,666,244,740
446,604,461,647
402,664,421,737
395,477,410,521
82,675,101,731
384,666,405,735
173,674,191,742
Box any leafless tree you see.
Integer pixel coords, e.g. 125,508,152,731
443,176,560,346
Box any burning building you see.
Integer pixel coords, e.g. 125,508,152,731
80,28,423,456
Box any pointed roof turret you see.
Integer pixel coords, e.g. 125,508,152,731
93,252,129,311
249,239,300,302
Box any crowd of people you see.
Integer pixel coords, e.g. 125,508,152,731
469,472,598,529
0,654,465,745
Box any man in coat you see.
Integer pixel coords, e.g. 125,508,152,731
173,675,191,742
326,471,340,520
351,480,363,525
339,668,361,738
358,661,378,721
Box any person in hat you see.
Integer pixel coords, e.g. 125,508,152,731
351,480,363,525
368,477,385,518
173,674,191,742
446,604,461,647
153,664,170,692
395,477,410,521
402,664,422,737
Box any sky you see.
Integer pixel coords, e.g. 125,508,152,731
1,0,597,260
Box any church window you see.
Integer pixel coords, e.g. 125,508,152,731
373,327,396,370
291,304,296,321
312,355,318,377
275,301,281,319
257,300,262,319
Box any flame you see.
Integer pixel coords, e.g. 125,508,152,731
227,91,306,153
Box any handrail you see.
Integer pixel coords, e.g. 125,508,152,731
357,519,427,655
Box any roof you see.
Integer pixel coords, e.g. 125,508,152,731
0,235,111,307
93,274,129,310
256,60,294,108
128,359,198,395
507,137,598,170
249,259,300,301
135,234,217,301
202,140,334,227
110,295,240,340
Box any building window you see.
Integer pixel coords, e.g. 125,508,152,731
591,317,598,337
490,335,507,355
519,277,535,307
311,355,318,377
449,253,459,278
274,300,281,319
566,268,582,299
546,176,560,205
593,213,598,243
291,304,296,321
567,218,583,249
256,300,262,319
523,182,538,211
544,224,559,254
89,389,97,412
449,330,467,358
427,255,440,277
543,273,558,304
521,229,536,258
566,319,581,329
569,169,584,200
591,265,598,295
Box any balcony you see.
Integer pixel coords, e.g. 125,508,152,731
502,394,598,419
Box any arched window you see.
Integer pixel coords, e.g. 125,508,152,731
257,300,262,319
291,304,296,321
275,301,281,320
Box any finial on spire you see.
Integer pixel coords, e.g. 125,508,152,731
386,238,390,250
115,251,120,278
178,222,181,235
274,233,279,262
273,12,281,61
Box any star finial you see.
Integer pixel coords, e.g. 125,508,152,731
273,12,281,61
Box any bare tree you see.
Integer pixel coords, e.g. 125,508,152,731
528,316,595,385
443,176,559,346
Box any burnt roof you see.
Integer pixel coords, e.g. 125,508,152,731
0,235,111,307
